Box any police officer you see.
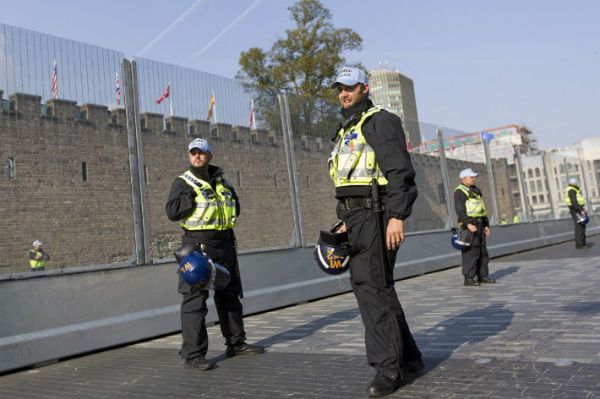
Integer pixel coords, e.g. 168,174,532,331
329,66,423,397
565,177,587,248
454,168,496,286
166,138,263,371
28,240,49,271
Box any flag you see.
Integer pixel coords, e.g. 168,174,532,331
115,73,121,106
51,60,58,99
248,99,256,129
156,84,170,104
207,93,215,121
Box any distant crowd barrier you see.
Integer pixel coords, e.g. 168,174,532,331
1,217,598,373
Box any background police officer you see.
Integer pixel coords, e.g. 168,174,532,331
28,240,49,271
166,138,263,371
329,66,423,398
565,177,587,248
454,168,496,286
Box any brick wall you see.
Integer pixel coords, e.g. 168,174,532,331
0,92,512,273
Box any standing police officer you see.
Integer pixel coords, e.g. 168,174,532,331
565,177,587,248
454,168,496,286
166,138,263,371
329,66,423,397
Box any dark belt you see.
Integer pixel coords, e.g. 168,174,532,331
339,197,373,210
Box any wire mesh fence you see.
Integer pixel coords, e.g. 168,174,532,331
1,22,592,277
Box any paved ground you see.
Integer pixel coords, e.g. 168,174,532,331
2,240,600,398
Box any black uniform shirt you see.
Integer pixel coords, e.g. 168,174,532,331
165,164,240,236
335,97,418,220
454,185,489,227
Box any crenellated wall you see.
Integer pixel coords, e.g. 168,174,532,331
0,92,514,273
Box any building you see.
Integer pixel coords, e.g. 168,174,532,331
368,68,421,148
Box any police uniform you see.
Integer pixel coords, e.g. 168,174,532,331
28,242,49,271
453,183,491,283
565,184,586,248
166,162,257,366
329,95,423,386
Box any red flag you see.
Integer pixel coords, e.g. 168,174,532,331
115,73,121,106
51,60,58,99
156,84,170,104
248,99,256,129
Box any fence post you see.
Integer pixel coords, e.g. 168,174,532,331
514,147,530,222
482,137,499,225
437,128,454,229
123,59,151,265
278,93,304,247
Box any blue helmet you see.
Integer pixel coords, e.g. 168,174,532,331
314,223,351,275
178,248,231,290
451,227,472,250
577,212,589,225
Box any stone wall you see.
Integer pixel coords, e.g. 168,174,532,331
0,92,515,273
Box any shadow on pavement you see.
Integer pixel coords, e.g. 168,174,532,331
411,303,514,379
490,266,519,281
560,301,600,314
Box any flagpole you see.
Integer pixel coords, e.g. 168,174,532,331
169,82,174,117
212,90,218,124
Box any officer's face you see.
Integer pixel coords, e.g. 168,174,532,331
189,149,212,168
461,176,475,186
337,83,369,109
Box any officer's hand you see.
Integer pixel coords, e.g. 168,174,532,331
484,226,490,237
467,223,478,232
386,218,404,250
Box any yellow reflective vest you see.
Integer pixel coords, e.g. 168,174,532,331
178,171,237,231
29,250,47,269
455,184,487,218
329,106,388,188
564,185,585,207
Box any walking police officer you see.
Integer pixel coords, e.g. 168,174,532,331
329,66,424,397
166,138,263,371
565,177,587,248
454,168,496,286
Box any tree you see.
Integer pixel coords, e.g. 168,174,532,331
237,0,362,134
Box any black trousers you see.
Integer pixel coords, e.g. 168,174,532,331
178,232,246,360
461,225,490,279
569,209,587,248
338,205,422,381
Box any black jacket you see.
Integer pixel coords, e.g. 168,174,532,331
567,185,584,212
454,185,489,227
335,98,418,220
165,164,240,236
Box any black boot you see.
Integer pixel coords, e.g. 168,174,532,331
464,277,480,286
184,357,215,371
225,342,265,357
367,372,401,397
479,276,496,284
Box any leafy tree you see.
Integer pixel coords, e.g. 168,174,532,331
237,0,362,135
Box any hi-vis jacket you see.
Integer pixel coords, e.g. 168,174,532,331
28,250,47,269
455,184,487,218
178,171,236,230
329,106,388,188
564,185,585,208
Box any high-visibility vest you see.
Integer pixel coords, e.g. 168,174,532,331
564,185,585,207
178,171,236,231
329,106,388,188
455,184,487,217
29,250,47,269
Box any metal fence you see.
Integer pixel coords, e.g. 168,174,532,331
1,22,594,276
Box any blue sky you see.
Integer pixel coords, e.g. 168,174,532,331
1,0,598,148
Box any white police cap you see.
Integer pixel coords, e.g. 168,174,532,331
188,138,211,153
459,168,479,179
331,67,369,88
